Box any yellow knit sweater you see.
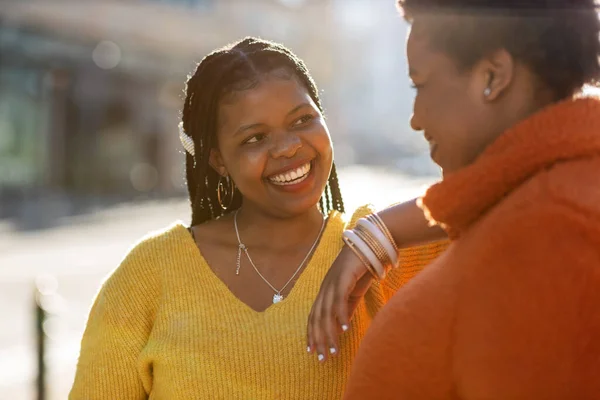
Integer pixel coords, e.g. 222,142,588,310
70,207,448,400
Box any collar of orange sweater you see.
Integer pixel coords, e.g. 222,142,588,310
420,96,600,238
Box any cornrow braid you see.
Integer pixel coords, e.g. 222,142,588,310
327,163,345,213
181,37,345,226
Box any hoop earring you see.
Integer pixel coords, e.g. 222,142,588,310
217,175,235,210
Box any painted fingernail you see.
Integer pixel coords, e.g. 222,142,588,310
329,347,336,354
342,324,349,331
307,346,311,353
318,354,324,362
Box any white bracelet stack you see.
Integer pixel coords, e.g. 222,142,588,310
342,213,399,281
357,218,398,267
343,230,387,279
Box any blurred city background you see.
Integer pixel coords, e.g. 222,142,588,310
0,0,441,398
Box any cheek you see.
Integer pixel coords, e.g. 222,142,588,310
308,121,333,160
317,132,333,162
309,128,334,180
422,88,474,138
227,147,269,188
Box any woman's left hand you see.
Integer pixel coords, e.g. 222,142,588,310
306,244,375,362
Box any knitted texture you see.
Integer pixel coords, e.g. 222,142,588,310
345,97,600,399
420,96,600,238
70,206,448,400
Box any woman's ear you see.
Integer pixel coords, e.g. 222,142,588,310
209,149,228,177
478,48,515,101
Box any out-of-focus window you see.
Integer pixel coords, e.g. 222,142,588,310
147,0,215,9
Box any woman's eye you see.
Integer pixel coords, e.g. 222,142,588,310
243,134,265,145
410,83,424,90
292,114,314,127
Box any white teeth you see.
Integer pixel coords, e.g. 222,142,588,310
269,163,311,185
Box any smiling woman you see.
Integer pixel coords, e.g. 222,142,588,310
68,37,449,399
337,1,600,399
211,73,332,217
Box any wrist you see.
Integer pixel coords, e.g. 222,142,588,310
342,236,380,280
342,211,401,280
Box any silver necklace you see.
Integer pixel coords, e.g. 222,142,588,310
234,209,326,304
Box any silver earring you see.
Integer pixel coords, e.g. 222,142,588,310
484,87,491,97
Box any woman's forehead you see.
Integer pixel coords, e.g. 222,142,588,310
407,25,462,78
217,78,313,130
406,28,434,75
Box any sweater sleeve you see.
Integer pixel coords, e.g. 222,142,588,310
69,239,160,400
374,239,449,299
347,205,450,317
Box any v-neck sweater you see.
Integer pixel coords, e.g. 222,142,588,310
69,206,449,400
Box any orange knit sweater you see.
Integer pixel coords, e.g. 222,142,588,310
344,97,600,400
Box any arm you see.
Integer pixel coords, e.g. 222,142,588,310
378,199,446,246
307,198,448,361
69,243,158,400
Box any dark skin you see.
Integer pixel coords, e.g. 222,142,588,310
191,74,333,313
306,16,557,361
188,71,444,317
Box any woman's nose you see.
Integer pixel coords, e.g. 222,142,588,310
410,113,423,131
270,133,302,159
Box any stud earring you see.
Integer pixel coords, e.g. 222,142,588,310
484,87,492,97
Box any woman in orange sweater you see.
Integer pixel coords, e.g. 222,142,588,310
307,1,600,398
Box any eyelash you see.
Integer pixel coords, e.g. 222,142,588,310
293,114,314,127
241,114,315,145
243,133,266,145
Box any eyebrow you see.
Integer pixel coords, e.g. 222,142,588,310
409,67,418,77
234,102,312,136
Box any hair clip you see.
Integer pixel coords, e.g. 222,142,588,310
178,122,195,156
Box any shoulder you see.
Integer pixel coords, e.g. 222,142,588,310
480,155,600,245
345,204,377,229
454,159,600,310
451,165,600,395
467,179,600,271
102,221,190,296
119,221,189,267
539,156,600,220
452,155,600,319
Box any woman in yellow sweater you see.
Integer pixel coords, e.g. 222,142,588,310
70,37,448,399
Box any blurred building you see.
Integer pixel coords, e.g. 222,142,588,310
0,0,428,222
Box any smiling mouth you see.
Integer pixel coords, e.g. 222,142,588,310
424,134,436,148
267,162,312,186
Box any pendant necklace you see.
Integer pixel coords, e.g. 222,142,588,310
233,209,325,304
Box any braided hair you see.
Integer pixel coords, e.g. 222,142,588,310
181,37,345,226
